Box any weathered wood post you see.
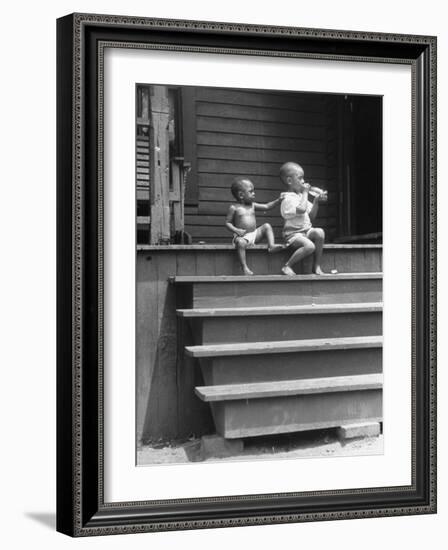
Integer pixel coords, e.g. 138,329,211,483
149,86,171,244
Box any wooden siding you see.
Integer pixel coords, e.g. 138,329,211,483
184,88,340,243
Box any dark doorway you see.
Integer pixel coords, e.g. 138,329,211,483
340,95,382,242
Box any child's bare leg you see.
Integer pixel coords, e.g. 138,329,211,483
255,223,283,252
235,237,253,275
281,234,315,275
307,228,325,274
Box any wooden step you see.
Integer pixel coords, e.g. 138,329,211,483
177,302,382,317
173,273,381,284
139,244,382,275
195,373,383,402
211,391,382,438
202,382,383,439
178,303,382,344
185,335,382,358
173,273,382,308
198,347,382,386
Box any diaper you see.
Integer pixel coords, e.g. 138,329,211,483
232,229,258,247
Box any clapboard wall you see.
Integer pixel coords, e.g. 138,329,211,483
184,87,339,243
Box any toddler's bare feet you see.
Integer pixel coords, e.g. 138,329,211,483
268,244,284,253
281,265,295,276
313,266,325,275
243,266,254,276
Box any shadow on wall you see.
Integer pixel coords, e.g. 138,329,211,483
141,278,213,444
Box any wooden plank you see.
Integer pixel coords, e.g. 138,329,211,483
206,347,382,386
197,117,326,140
196,373,382,401
219,390,382,438
171,161,184,233
182,87,199,205
138,243,382,251
136,254,160,442
137,216,150,226
197,145,326,166
190,278,382,307
176,300,381,318
139,248,382,278
175,250,197,277
332,249,382,273
195,87,326,112
197,159,327,178
186,226,281,239
193,203,336,223
186,334,383,358
137,188,149,201
152,253,179,437
150,85,171,243
198,173,328,190
196,132,327,152
196,101,327,126
173,273,382,283
185,214,284,228
199,311,382,344
196,200,273,217
195,248,218,276
213,249,235,277
194,197,337,215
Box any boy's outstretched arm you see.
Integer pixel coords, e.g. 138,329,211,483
254,196,283,211
225,205,246,236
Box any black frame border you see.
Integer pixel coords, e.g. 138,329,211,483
57,13,437,537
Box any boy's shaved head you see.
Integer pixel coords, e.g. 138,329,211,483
231,177,251,199
279,162,303,184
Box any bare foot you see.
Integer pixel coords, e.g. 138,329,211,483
281,265,295,276
243,266,254,276
268,244,285,253
313,266,325,275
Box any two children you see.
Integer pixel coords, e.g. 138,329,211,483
225,163,326,275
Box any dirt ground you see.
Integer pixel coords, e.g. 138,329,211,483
137,428,383,466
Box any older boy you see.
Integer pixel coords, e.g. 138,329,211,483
279,162,327,276
225,177,283,275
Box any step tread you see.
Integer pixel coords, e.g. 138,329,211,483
171,272,382,284
195,373,383,401
185,335,383,357
177,302,383,317
139,244,382,251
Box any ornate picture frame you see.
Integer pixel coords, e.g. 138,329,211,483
57,13,436,536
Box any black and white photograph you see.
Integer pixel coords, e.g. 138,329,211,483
135,84,383,465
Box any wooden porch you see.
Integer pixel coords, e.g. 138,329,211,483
137,244,382,445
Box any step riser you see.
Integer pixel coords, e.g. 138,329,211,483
223,253,383,276
197,311,382,344
241,250,382,275
166,248,382,275
192,279,382,308
200,348,382,386
211,390,382,439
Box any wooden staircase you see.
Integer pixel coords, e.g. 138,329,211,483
173,270,383,440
